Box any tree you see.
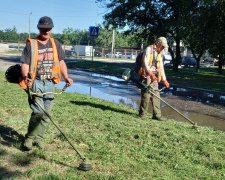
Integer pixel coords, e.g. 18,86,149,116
206,0,225,73
180,0,209,72
61,27,76,45
96,0,225,73
2,26,19,42
96,0,202,72
95,23,114,47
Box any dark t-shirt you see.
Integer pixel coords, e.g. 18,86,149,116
21,38,65,79
21,38,65,64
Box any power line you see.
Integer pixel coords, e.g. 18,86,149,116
0,10,102,18
39,0,98,10
0,10,28,16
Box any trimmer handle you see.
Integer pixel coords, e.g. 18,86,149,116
62,84,68,92
28,73,33,79
27,73,33,99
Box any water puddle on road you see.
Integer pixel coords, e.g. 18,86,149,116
56,69,225,131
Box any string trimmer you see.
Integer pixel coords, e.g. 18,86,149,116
27,73,92,171
5,64,92,170
122,68,199,128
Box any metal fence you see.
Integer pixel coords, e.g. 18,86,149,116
65,45,142,59
1,40,200,61
94,47,141,58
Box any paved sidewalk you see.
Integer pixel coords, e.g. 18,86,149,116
0,55,21,71
65,57,135,64
0,54,136,72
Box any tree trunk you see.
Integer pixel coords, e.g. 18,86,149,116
196,61,200,72
173,38,181,72
196,58,201,73
218,56,223,74
168,46,175,67
191,48,203,73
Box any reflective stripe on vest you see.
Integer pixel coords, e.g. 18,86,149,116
29,37,61,84
29,38,38,78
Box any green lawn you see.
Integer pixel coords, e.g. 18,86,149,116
0,71,225,179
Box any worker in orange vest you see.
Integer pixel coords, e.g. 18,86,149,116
20,16,73,151
138,37,170,121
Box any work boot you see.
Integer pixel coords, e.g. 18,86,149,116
23,138,33,151
34,141,46,150
152,116,165,121
139,113,146,118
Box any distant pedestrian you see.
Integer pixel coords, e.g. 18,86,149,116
19,16,73,150
138,37,170,121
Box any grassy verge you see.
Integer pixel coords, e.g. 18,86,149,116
0,71,225,179
1,50,22,55
68,61,225,92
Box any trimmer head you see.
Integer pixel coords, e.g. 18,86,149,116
78,162,92,171
192,123,199,129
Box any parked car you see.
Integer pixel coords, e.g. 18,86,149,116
65,49,76,56
19,46,24,51
105,53,112,58
105,52,122,58
163,54,172,65
115,52,122,58
121,52,137,59
181,56,197,67
8,45,18,51
94,51,102,57
200,59,214,66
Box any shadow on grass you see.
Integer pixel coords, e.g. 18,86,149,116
52,159,78,169
0,125,80,177
70,100,135,115
0,166,22,179
0,124,24,148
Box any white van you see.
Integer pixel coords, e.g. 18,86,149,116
163,54,172,65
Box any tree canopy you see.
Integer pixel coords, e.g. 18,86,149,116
0,24,141,49
96,0,225,73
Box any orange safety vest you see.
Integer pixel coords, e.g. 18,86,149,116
138,45,162,82
19,37,61,89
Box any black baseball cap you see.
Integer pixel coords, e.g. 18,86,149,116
37,16,54,29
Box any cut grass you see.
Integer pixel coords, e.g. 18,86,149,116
0,71,225,179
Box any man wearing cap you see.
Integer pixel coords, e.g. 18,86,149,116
20,16,73,150
138,37,170,121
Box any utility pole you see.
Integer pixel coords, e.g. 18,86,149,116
141,26,145,51
111,29,115,58
29,12,32,38
92,37,94,61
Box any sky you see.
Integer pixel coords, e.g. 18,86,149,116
0,0,108,34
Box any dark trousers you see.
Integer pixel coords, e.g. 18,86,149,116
139,79,161,118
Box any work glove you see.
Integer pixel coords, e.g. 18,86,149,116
163,80,170,88
149,72,157,82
